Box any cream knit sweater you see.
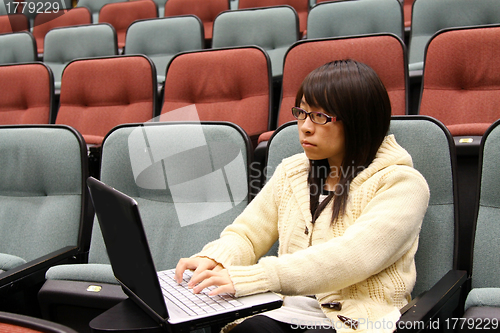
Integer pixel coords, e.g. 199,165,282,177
196,135,430,332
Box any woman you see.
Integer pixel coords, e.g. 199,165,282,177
175,60,430,332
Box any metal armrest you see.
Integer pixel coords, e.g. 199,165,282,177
398,270,468,332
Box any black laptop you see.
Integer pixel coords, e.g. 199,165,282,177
87,177,282,332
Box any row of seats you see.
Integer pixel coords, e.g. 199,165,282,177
1,25,499,149
0,116,498,331
0,0,499,117
1,0,499,60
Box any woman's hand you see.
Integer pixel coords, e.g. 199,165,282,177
174,257,235,296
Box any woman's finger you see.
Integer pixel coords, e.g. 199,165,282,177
191,270,235,295
174,258,198,283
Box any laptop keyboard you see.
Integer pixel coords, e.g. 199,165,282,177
158,269,244,316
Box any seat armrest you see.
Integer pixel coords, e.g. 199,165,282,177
0,246,79,295
398,270,467,332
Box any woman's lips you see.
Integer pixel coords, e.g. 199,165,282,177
301,140,316,148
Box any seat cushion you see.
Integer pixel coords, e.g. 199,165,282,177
0,253,27,271
461,305,500,332
465,288,500,311
45,263,118,285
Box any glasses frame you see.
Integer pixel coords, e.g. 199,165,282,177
291,107,337,125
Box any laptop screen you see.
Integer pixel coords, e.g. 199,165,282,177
87,177,169,320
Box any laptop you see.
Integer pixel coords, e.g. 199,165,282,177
87,177,282,332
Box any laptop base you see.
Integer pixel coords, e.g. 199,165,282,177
90,298,225,333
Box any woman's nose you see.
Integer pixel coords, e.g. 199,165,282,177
300,115,315,133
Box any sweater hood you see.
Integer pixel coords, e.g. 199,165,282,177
278,135,413,215
350,134,413,189
281,135,412,180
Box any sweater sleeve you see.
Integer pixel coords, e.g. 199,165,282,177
193,164,282,269
227,166,430,297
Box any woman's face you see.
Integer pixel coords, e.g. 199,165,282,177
297,99,346,169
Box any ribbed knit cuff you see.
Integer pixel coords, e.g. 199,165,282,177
194,246,235,269
194,235,256,268
227,262,280,297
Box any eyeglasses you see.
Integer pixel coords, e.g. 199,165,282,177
291,107,337,125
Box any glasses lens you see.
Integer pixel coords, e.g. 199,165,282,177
292,107,307,120
310,112,329,124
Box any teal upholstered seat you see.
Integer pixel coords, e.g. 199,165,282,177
212,5,299,80
307,0,404,40
0,126,88,264
0,32,36,64
265,116,465,328
408,0,500,72
462,119,500,321
388,117,458,298
40,121,251,331
125,16,204,84
43,24,117,90
0,253,27,274
0,125,90,310
87,122,251,273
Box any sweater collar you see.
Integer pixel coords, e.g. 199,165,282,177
349,135,413,190
279,135,413,220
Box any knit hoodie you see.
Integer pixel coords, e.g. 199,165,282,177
196,135,430,332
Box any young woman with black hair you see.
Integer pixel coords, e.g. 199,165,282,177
175,59,430,333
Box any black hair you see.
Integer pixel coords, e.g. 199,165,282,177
295,59,391,223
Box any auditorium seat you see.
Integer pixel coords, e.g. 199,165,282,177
0,31,36,64
418,24,500,137
408,0,500,114
460,119,500,329
163,0,228,47
32,7,92,55
43,23,118,90
76,0,126,23
212,5,299,81
264,116,466,330
160,46,272,148
98,0,158,50
125,16,204,84
307,0,404,41
0,124,91,316
39,121,251,333
0,62,53,124
408,0,500,73
55,55,157,146
0,14,29,34
238,0,309,37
